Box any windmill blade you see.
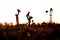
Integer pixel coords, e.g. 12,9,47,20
50,8,53,12
46,10,48,13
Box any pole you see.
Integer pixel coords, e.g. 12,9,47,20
50,8,53,23
50,11,52,23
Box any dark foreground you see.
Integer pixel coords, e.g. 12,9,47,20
0,23,60,40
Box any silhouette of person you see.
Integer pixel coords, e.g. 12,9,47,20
15,14,19,25
26,12,30,19
26,12,33,25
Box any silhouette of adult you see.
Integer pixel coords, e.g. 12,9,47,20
26,12,33,26
15,9,20,26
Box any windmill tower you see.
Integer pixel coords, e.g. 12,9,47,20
46,8,53,23
15,9,20,25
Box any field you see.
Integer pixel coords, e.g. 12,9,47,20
0,23,60,40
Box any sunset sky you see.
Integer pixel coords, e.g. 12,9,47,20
0,0,60,24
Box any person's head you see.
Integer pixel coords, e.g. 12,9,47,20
28,12,30,14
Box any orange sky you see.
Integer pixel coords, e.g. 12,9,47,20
0,0,60,24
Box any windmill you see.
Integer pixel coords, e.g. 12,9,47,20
46,8,53,23
15,9,20,25
26,12,33,25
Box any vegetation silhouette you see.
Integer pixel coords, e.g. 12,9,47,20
0,22,60,40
